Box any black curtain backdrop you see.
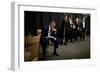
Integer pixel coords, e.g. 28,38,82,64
24,11,90,38
24,11,64,37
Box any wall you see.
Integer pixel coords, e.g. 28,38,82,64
0,0,100,73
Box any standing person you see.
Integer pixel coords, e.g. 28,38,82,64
80,16,87,40
69,15,74,42
41,20,59,60
72,20,76,42
74,18,80,41
79,18,83,41
61,15,70,45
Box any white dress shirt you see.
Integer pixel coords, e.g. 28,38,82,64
48,26,51,37
83,20,85,29
69,18,73,28
47,26,56,40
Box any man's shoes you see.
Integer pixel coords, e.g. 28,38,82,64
64,42,68,45
64,42,66,45
70,40,73,43
53,53,60,56
42,57,46,60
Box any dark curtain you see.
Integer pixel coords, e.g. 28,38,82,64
24,11,64,37
24,11,90,37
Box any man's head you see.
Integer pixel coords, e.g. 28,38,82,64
76,18,79,22
64,15,68,22
70,15,73,19
49,20,56,29
83,15,87,21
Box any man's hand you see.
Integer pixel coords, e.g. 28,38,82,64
52,28,57,32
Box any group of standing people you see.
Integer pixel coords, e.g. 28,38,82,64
60,15,87,45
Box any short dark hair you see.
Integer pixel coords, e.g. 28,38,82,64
49,19,56,24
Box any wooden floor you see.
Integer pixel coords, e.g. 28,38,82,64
39,36,90,61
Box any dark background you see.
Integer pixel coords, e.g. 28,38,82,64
24,11,90,38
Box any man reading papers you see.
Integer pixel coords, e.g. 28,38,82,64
40,20,59,60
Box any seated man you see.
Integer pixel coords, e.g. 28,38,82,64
40,20,59,60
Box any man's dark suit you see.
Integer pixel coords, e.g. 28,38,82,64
79,21,86,40
61,20,70,44
74,22,80,41
40,25,59,60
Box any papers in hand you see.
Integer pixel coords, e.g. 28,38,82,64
45,36,56,40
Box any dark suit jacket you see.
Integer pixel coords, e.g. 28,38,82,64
79,21,86,31
41,25,57,38
60,20,70,38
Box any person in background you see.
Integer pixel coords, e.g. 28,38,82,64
79,16,87,40
40,20,59,60
72,18,76,42
61,15,70,45
69,15,74,42
74,17,80,41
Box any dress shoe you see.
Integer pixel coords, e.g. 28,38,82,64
53,53,60,56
